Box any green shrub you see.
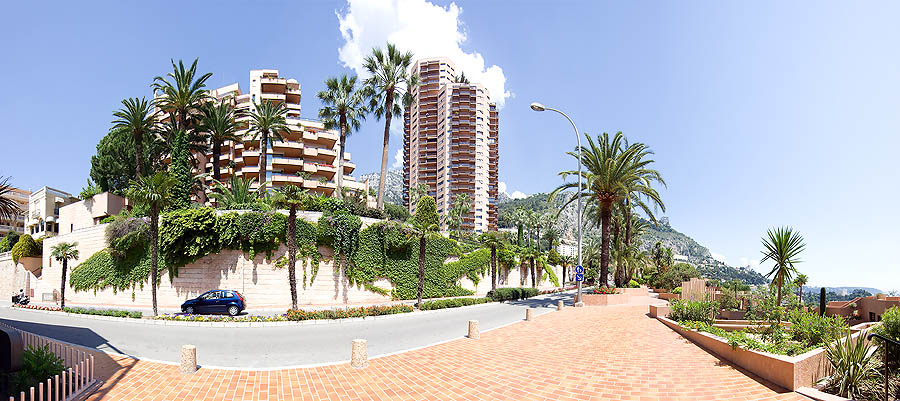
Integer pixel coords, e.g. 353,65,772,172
69,249,165,294
787,309,844,349
420,297,492,310
876,306,900,368
10,345,66,394
650,263,699,290
668,299,716,324
0,232,19,253
385,203,410,222
317,211,361,258
672,287,682,295
825,331,881,399
681,321,809,356
487,287,539,302
106,216,149,260
627,279,640,288
63,306,142,319
159,208,218,270
99,215,116,224
284,304,413,321
11,234,41,263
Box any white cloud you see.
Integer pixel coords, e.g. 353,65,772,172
498,181,527,199
740,257,762,272
710,252,728,264
510,191,527,199
337,0,511,108
498,181,507,193
391,148,403,169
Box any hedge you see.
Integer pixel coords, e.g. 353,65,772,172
284,305,413,321
487,287,540,302
63,307,142,319
419,297,492,310
11,234,41,263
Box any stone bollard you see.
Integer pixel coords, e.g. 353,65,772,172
180,345,197,374
351,339,368,369
557,300,564,311
525,308,534,321
468,320,480,339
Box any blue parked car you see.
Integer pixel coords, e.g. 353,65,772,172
181,290,246,316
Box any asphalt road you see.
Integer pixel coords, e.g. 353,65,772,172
0,292,573,369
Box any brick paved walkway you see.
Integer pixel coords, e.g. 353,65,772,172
84,305,806,400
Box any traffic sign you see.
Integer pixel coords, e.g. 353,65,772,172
575,265,584,274
575,273,584,282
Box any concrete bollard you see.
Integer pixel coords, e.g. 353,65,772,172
557,300,564,311
351,339,368,368
180,345,197,374
467,320,480,339
525,308,534,321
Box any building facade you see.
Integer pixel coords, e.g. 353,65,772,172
0,187,30,236
160,69,371,202
24,187,78,237
403,58,499,232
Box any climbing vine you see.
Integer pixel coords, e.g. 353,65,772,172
68,248,165,296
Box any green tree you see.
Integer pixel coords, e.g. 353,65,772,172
209,176,260,210
446,193,473,238
126,172,178,316
50,242,79,309
794,273,808,305
111,97,157,179
273,185,308,309
168,129,192,210
151,58,212,133
551,132,664,287
760,226,806,307
0,176,22,228
412,195,440,308
0,232,19,253
90,127,166,194
479,231,506,293
247,100,288,192
199,99,241,183
318,75,367,200
363,43,419,211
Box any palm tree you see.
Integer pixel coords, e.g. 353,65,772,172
209,176,260,209
0,176,22,227
126,172,178,316
760,226,806,307
318,75,367,200
446,193,473,238
199,99,241,183
551,132,665,287
794,273,809,304
363,43,419,210
50,242,79,309
479,231,506,293
273,185,308,310
247,100,288,191
412,195,440,308
151,58,212,133
112,97,156,179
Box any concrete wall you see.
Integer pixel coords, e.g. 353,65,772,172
58,192,124,235
0,254,32,300
27,222,561,311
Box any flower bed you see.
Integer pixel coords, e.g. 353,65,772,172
12,304,143,318
12,304,61,312
285,305,413,320
155,314,288,322
420,297,491,310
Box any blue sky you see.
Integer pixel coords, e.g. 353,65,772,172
2,1,898,290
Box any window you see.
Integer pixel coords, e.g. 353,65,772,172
869,312,876,321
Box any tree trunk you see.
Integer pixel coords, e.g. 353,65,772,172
599,203,611,288
212,139,221,183
490,246,497,292
59,260,68,309
287,206,298,310
134,132,144,179
417,234,425,308
150,205,159,316
530,257,536,288
536,227,541,252
258,130,268,192
612,218,622,287
798,286,802,305
336,114,346,200
624,207,633,283
562,264,567,288
376,91,394,211
517,224,523,246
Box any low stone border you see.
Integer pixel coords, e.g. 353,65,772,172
795,387,850,401
6,298,522,328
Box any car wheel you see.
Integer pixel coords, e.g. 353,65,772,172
185,306,195,315
228,305,239,316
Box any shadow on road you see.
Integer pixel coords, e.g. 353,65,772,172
506,292,573,309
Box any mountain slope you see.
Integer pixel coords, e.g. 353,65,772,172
359,169,404,205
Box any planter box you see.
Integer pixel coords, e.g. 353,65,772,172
657,316,829,390
19,256,42,275
718,310,746,320
619,286,649,296
658,293,680,301
582,293,629,306
649,304,670,318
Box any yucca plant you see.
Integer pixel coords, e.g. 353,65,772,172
209,175,260,210
824,331,881,399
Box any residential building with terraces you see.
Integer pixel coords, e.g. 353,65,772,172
24,186,78,237
0,187,30,236
403,57,499,232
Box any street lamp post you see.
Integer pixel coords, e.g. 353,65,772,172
530,102,584,306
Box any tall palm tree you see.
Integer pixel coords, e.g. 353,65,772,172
247,100,288,191
318,75,367,200
126,172,178,316
199,99,241,183
760,226,806,307
209,176,260,209
112,97,156,179
363,43,419,211
412,195,440,308
151,58,212,133
50,242,79,309
479,231,506,293
273,185,308,310
551,132,665,287
0,176,22,227
794,273,809,305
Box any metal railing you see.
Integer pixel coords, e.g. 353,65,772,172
0,322,96,401
867,332,899,401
